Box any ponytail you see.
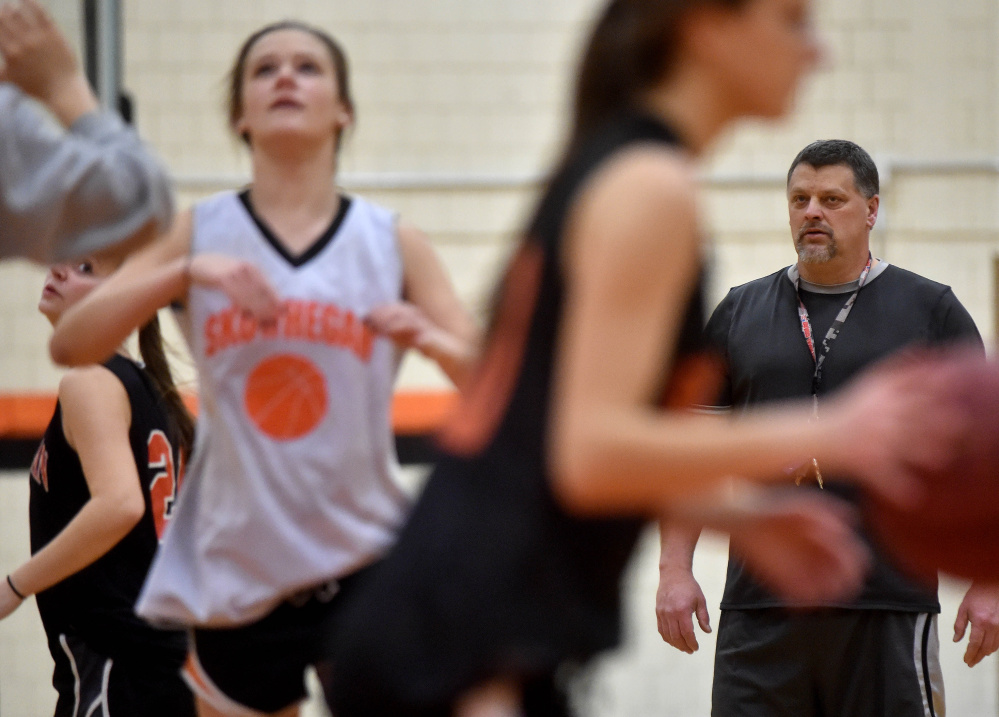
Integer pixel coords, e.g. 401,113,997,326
571,0,673,151
138,314,195,459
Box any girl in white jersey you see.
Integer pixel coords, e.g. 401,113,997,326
49,20,477,717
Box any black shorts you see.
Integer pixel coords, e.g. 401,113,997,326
711,608,944,717
49,631,194,717
186,569,370,714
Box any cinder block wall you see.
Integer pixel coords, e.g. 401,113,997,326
2,1,998,715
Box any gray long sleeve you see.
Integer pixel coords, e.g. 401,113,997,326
0,83,173,263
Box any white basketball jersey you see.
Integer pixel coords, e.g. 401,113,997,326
137,191,409,627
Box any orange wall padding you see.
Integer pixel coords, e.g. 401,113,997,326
0,390,455,439
0,394,57,439
391,390,458,435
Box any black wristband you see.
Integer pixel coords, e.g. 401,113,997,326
6,574,25,600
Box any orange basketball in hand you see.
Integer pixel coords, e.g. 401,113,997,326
244,354,327,441
862,351,999,585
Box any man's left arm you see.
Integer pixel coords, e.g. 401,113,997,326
938,288,997,666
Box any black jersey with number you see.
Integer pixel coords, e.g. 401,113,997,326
29,354,187,664
708,265,983,611
327,113,716,714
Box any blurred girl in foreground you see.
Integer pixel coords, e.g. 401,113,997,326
321,0,968,715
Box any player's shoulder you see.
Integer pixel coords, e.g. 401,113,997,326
57,364,132,444
575,145,698,243
574,111,694,192
59,363,118,391
600,143,696,198
58,364,126,406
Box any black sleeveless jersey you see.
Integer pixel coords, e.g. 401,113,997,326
426,112,711,656
328,113,714,712
29,354,187,665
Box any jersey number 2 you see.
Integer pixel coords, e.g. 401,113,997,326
148,429,184,541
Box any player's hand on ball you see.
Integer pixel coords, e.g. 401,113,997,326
853,350,999,584
824,350,974,507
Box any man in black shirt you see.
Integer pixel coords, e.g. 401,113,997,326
656,139,999,716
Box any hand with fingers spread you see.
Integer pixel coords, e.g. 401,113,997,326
0,0,98,126
188,253,283,325
723,489,871,605
954,582,999,667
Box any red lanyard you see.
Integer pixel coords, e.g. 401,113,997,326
790,255,873,489
793,254,873,397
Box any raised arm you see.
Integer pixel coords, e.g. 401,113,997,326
0,367,144,619
367,223,479,388
0,0,172,263
0,0,96,125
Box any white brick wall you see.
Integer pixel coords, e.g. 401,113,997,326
3,1,999,713
5,0,998,390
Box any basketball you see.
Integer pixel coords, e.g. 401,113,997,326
862,350,999,585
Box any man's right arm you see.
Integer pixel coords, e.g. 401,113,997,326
654,291,737,653
656,520,711,653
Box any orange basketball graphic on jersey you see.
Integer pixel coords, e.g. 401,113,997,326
244,354,328,440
